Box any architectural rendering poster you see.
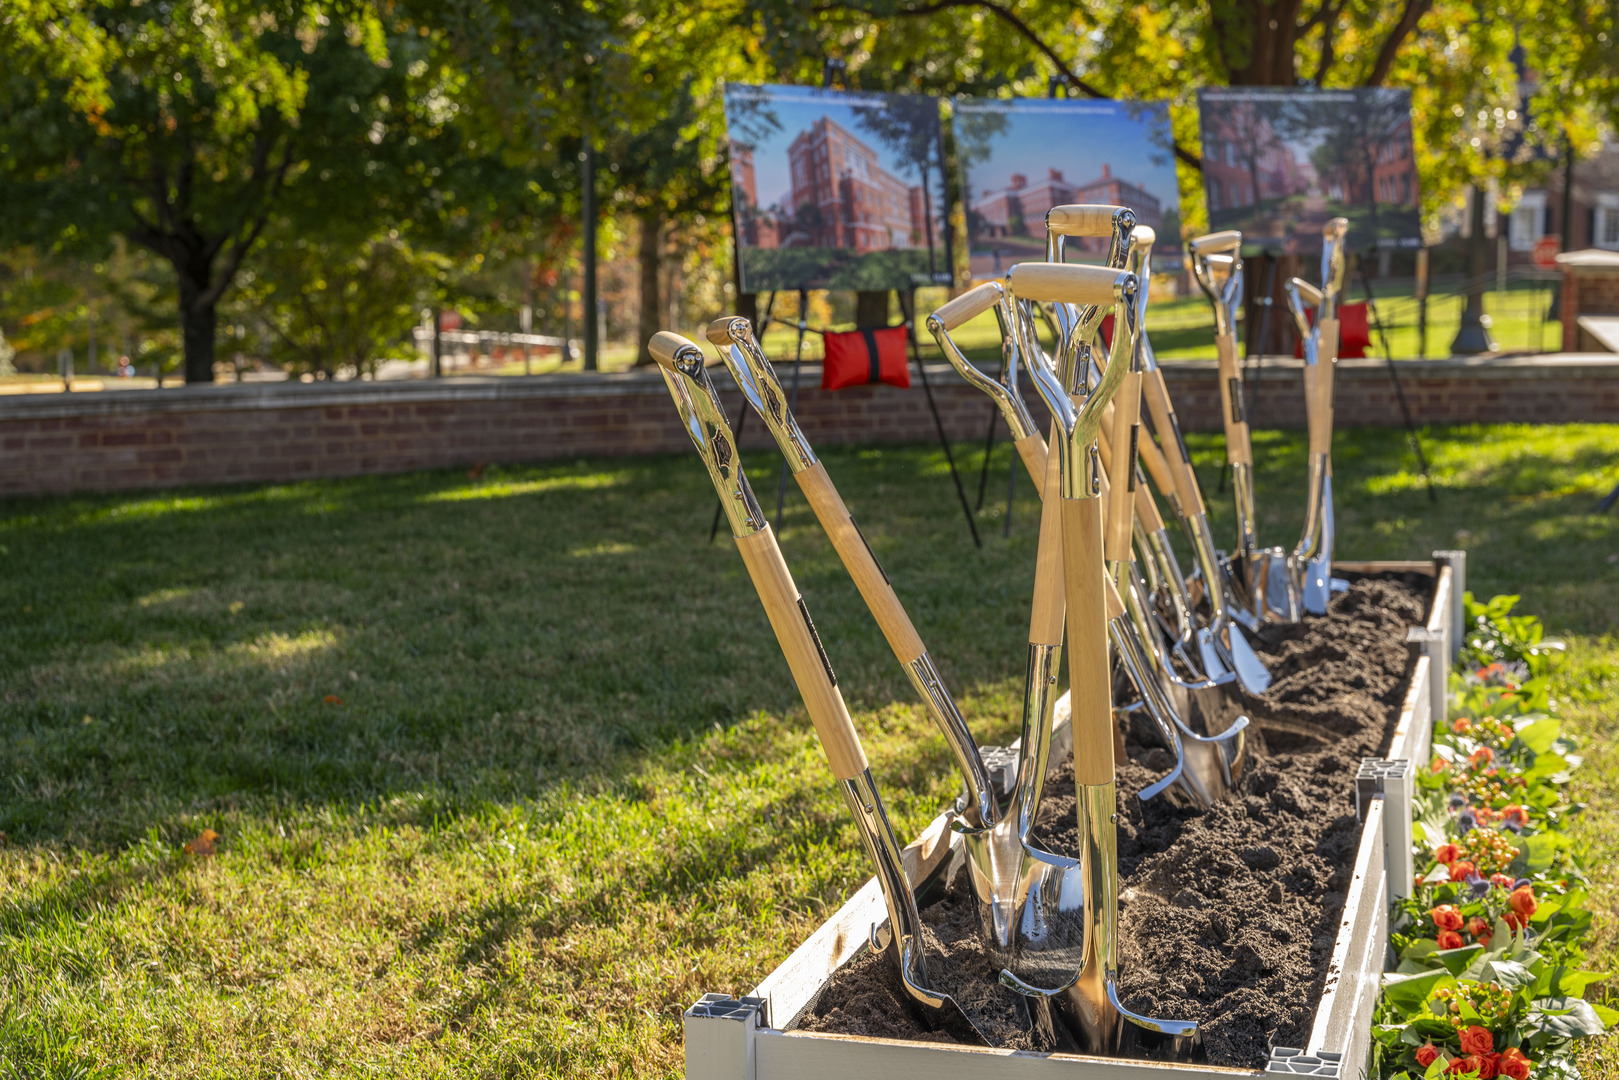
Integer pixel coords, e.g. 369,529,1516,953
723,83,952,293
1198,87,1421,253
954,98,1182,279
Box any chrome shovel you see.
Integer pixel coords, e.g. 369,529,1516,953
1187,231,1305,624
705,315,1000,829
1005,260,1199,1052
650,330,994,1044
1284,217,1350,616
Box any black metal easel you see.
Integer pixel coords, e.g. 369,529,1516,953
900,290,982,548
1357,258,1437,502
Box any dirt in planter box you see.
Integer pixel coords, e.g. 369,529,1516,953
797,575,1426,1068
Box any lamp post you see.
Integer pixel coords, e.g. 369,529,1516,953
1451,184,1496,354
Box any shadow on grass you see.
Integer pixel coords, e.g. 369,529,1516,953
2,423,1615,870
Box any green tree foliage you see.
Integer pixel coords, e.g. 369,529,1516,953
737,0,1619,234
0,0,528,383
229,233,438,378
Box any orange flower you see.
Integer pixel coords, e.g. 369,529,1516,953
1435,844,1461,865
1467,916,1491,937
1490,873,1516,889
1450,861,1478,881
1502,805,1529,827
1432,757,1451,774
1504,913,1525,932
1470,747,1495,767
1447,1055,1482,1076
1475,1053,1501,1080
1459,1026,1495,1056
1498,1047,1533,1080
1431,905,1465,931
1415,874,1427,888
1415,1044,1441,1068
1508,887,1537,919
1453,717,1474,734
1438,929,1465,950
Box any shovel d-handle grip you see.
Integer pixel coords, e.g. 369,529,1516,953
1290,278,1323,309
794,461,927,663
1046,203,1130,238
1104,372,1142,562
1029,423,1067,648
1007,262,1126,307
1188,230,1242,255
649,330,696,367
1142,366,1206,517
1061,496,1114,786
930,281,1003,331
1214,334,1252,467
1308,318,1339,455
734,528,868,780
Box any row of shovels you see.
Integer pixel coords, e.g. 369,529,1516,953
649,208,1351,1053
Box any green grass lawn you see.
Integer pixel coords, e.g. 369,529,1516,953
2,423,1617,1077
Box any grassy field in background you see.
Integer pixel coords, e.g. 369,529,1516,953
0,276,1563,391
2,423,1617,1076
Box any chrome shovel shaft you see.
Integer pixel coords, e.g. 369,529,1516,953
649,330,990,1041
708,315,999,829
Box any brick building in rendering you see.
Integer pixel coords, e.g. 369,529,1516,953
787,117,921,252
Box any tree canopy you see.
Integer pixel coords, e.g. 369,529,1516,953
2,0,1616,375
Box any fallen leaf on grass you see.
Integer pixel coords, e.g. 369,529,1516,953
324,694,344,705
229,600,245,614
184,829,220,856
467,462,486,479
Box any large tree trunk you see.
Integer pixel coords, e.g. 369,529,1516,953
635,207,663,367
177,260,217,384
1211,0,1304,85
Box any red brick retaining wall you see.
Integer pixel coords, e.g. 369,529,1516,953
5,355,1617,497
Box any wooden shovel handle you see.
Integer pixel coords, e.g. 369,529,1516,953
1046,204,1126,237
1189,230,1242,255
1028,425,1066,648
1142,366,1206,517
1008,262,1122,306
734,528,868,780
1133,468,1166,532
1013,432,1048,490
1308,318,1339,455
931,281,1002,331
1215,333,1253,467
1134,413,1177,506
1105,372,1142,562
795,462,926,664
1061,496,1113,786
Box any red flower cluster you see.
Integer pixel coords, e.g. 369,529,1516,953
1504,886,1538,931
1421,1026,1533,1079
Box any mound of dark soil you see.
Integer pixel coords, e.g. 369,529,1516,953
798,576,1426,1069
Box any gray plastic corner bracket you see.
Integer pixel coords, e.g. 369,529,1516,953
1356,758,1415,900
1268,1046,1344,1076
685,994,766,1080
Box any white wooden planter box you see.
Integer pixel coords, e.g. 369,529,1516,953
687,554,1462,1080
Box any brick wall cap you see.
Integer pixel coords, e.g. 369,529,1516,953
4,355,1616,426
1556,249,1619,270
1156,353,1619,378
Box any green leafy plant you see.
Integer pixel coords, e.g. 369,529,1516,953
1376,597,1606,1078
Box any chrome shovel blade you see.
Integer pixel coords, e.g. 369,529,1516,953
1302,474,1335,616
1221,621,1272,695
